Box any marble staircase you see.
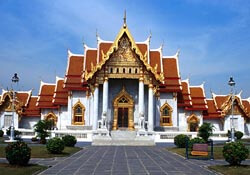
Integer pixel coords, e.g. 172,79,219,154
92,130,155,146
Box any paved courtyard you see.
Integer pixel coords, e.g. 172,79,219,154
38,146,217,175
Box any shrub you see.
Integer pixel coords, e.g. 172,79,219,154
174,134,189,148
198,123,214,142
235,131,243,140
6,127,21,137
223,141,249,165
227,130,244,140
34,120,52,144
189,137,206,148
0,130,4,137
5,141,31,166
46,137,65,154
62,135,77,147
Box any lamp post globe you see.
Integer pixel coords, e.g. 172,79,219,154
228,76,235,142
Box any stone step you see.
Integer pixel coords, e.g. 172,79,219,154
92,139,155,146
110,130,136,140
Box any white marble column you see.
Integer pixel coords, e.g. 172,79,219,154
101,77,109,129
138,78,144,115
148,84,154,131
93,83,99,130
102,77,109,115
138,73,145,130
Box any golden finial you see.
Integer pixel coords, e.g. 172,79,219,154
123,10,127,28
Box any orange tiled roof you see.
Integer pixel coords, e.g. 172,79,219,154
178,81,192,107
98,42,112,63
159,57,181,92
53,79,68,105
137,43,148,58
203,99,221,119
149,51,161,73
16,92,30,107
214,96,229,109
186,86,207,110
242,99,250,116
64,53,85,90
85,49,97,73
22,97,40,117
37,83,57,108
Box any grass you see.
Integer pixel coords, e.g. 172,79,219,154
208,165,250,175
167,146,250,160
0,145,81,158
0,163,47,175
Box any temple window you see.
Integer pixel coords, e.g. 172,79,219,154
110,68,113,73
160,103,173,126
135,68,138,74
45,112,57,129
129,68,131,74
117,68,119,73
73,101,85,125
123,68,126,73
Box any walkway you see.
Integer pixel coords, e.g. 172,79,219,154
37,146,217,175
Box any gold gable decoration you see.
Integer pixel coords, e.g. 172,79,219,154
84,24,164,82
221,95,248,117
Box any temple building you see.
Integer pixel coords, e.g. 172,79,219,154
0,18,250,142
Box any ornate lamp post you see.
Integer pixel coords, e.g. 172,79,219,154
8,73,19,142
228,76,235,142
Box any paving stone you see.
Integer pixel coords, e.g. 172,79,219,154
34,146,242,174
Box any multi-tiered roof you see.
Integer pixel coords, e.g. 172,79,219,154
0,19,249,120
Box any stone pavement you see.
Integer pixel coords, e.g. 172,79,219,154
37,146,217,175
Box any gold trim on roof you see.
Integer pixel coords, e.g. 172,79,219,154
84,25,164,82
220,95,248,117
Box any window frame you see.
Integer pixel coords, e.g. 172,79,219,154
72,100,85,125
160,103,173,126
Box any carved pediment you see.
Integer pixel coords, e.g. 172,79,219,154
110,34,138,62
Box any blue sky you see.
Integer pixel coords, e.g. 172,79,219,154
0,0,250,98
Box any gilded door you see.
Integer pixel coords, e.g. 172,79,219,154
112,87,134,130
118,107,128,128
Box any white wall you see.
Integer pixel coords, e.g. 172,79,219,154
0,111,19,129
159,93,178,127
177,110,203,131
57,106,70,130
204,119,222,131
224,114,245,133
178,108,186,131
19,117,40,129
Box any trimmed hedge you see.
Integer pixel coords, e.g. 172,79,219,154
5,141,31,165
174,134,189,148
189,137,205,148
62,135,77,147
223,141,249,165
235,131,243,140
46,137,65,154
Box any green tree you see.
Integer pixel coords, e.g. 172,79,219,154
198,122,214,142
34,120,53,144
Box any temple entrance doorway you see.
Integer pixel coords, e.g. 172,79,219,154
118,107,128,128
112,87,134,130
187,114,199,132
